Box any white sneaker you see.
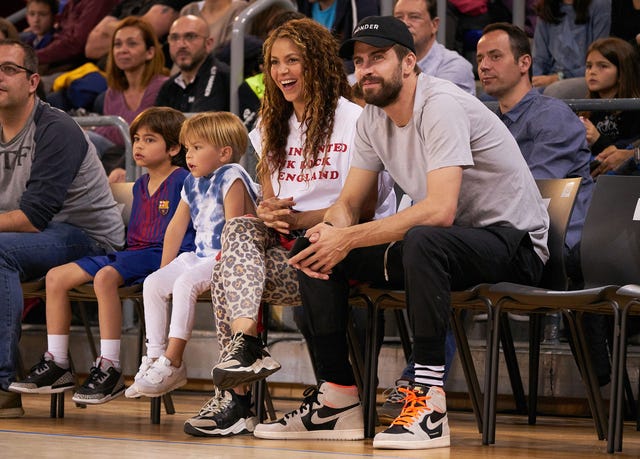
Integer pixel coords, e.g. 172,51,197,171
373,384,450,450
253,381,364,440
131,355,187,397
124,355,155,398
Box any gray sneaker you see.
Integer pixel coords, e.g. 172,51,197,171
377,379,411,425
0,389,24,418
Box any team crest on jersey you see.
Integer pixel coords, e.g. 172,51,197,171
158,200,170,215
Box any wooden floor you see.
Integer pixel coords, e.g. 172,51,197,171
1,390,640,458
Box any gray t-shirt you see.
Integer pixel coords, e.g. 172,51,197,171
0,99,124,251
351,74,549,262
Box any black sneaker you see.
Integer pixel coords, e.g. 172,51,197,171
378,379,411,425
72,357,125,405
9,352,74,394
184,388,257,437
211,332,281,389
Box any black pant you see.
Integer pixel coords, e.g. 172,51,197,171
297,225,544,386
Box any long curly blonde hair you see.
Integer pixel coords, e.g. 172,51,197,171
257,18,351,185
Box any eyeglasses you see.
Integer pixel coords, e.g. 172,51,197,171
167,33,206,44
0,62,34,76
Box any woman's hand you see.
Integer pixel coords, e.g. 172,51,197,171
256,196,297,234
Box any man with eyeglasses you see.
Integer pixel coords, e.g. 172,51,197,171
0,39,125,418
155,15,259,127
394,0,476,95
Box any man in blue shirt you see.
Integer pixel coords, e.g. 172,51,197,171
394,0,476,95
477,22,592,268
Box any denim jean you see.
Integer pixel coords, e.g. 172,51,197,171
0,222,105,389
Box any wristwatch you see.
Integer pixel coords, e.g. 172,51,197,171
556,71,564,81
634,146,640,164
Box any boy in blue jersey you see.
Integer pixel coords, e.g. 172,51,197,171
10,107,196,406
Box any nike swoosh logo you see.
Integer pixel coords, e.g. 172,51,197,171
426,412,447,431
302,403,360,431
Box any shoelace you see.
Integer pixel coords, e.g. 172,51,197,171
390,387,431,427
31,356,53,376
135,356,154,381
283,385,320,420
199,388,231,416
382,382,410,404
86,365,109,386
217,332,245,364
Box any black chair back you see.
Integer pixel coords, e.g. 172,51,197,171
581,176,640,288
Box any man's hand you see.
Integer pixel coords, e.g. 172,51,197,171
591,145,634,177
288,223,351,280
257,196,297,234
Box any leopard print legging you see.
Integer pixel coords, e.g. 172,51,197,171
211,216,302,349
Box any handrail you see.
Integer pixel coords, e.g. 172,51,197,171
484,98,640,113
73,115,138,181
229,0,296,116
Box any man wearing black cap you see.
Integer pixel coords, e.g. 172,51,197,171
258,16,549,450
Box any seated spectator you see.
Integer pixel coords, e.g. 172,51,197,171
84,1,192,63
36,0,119,78
84,17,169,174
20,0,56,50
0,18,19,40
297,0,378,42
8,107,195,406
394,0,476,94
0,39,124,418
582,37,640,177
154,15,260,120
532,0,610,91
180,0,248,54
611,0,640,54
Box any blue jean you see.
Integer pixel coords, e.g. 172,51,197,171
0,222,105,389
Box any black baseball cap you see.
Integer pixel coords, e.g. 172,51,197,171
339,16,416,59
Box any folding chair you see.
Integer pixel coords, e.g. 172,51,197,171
486,175,640,452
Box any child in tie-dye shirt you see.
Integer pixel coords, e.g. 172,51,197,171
127,112,260,399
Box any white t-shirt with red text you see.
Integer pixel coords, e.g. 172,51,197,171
249,97,361,212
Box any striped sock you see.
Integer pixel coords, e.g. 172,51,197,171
414,363,444,387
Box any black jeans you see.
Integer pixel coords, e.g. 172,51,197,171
297,225,544,386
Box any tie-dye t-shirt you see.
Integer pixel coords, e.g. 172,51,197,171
180,163,260,257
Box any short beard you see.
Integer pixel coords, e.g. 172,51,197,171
359,67,403,107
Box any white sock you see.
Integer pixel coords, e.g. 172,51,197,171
414,363,445,387
47,335,69,369
100,339,121,368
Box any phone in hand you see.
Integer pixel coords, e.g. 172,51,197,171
289,236,311,257
589,159,601,172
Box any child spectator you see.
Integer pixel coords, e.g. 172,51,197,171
581,37,640,176
20,0,57,50
9,107,196,405
125,111,260,399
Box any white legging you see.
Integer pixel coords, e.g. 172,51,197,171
142,252,215,358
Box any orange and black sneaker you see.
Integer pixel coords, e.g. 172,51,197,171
373,383,450,450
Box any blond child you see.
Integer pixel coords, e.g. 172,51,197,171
126,112,260,398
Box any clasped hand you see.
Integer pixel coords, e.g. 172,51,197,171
257,196,297,234
288,223,350,280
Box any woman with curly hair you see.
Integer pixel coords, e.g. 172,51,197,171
182,17,393,438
